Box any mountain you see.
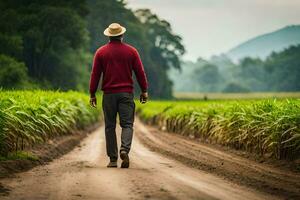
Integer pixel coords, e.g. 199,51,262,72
227,25,300,62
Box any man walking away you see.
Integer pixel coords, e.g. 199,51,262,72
89,23,148,168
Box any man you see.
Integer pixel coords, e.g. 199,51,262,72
89,23,148,168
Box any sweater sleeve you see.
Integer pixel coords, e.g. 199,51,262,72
132,50,148,92
89,51,102,97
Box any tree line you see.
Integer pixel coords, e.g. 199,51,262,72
0,0,185,98
170,44,300,93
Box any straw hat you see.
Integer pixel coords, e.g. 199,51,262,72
103,23,126,37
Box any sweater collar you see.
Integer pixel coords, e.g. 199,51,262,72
109,40,122,44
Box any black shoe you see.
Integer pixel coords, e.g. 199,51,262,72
120,151,129,168
107,161,117,168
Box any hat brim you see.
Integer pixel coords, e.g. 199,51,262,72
103,26,126,37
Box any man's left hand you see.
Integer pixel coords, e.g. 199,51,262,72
90,97,97,107
140,92,148,104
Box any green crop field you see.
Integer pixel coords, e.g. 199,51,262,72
174,92,300,100
0,91,101,157
136,99,300,160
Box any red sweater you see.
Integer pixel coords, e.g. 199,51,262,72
89,40,148,96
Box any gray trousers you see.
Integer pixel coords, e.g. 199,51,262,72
102,92,135,161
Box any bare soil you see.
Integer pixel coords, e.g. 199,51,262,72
0,124,99,179
0,119,298,200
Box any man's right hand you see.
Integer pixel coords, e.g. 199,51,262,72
90,96,97,108
140,92,148,104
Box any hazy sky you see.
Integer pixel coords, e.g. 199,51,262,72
126,0,300,61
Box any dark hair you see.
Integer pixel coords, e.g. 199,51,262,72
109,34,123,41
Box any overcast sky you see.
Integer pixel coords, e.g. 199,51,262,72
126,0,300,61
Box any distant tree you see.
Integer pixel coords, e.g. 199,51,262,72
135,9,185,98
0,4,23,60
135,9,185,71
265,45,300,91
0,55,29,89
234,57,267,91
222,82,250,93
0,34,23,59
193,63,223,92
239,57,264,78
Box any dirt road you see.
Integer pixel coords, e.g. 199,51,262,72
0,119,297,200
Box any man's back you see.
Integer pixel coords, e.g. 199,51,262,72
90,40,147,95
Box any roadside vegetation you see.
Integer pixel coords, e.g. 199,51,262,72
0,91,100,157
137,99,300,160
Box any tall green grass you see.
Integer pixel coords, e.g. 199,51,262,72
137,99,300,160
0,90,101,156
